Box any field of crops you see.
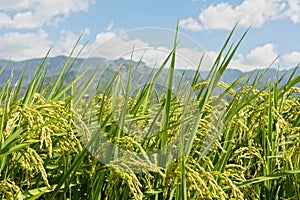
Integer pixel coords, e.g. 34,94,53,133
0,28,300,200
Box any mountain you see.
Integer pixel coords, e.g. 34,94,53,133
0,56,299,89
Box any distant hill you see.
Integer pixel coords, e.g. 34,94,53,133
1,56,299,89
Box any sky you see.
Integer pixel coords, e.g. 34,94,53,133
0,0,300,71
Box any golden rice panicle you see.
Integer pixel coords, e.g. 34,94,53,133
4,105,21,140
105,164,143,200
0,180,23,200
21,148,50,188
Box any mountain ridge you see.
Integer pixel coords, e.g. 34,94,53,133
0,55,299,88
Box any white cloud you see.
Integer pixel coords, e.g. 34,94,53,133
0,12,11,27
179,18,202,31
122,47,213,70
0,30,52,60
0,0,94,29
84,31,216,70
95,32,117,44
180,0,289,31
0,0,34,10
0,29,89,60
50,30,84,57
282,0,300,23
88,31,150,60
87,31,290,72
282,51,300,67
230,43,279,71
242,43,278,66
176,48,214,70
0,28,296,72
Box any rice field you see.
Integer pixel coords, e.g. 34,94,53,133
0,27,300,200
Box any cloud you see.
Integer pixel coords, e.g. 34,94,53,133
123,47,213,70
0,0,33,10
84,31,215,70
0,28,296,72
231,47,300,71
180,0,296,31
179,18,202,31
0,29,89,60
230,43,279,71
95,32,117,44
282,0,300,23
78,31,287,72
0,12,11,27
50,30,86,57
0,0,95,29
0,30,52,60
176,48,214,70
87,31,150,60
282,51,300,67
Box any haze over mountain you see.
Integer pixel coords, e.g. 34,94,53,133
1,56,299,89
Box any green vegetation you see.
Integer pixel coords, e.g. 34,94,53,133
0,26,300,200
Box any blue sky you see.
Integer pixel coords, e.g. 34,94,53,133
0,0,300,71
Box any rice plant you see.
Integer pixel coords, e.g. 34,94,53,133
0,25,299,200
